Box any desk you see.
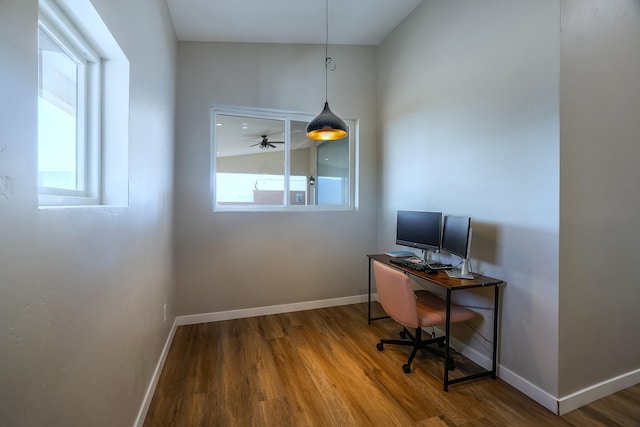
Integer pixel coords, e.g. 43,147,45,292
367,254,502,391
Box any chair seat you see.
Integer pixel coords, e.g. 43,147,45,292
414,290,475,327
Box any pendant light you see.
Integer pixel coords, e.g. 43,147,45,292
306,0,348,141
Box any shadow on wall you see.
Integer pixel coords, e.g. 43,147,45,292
470,221,499,266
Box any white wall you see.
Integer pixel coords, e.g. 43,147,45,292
559,0,640,397
377,0,561,399
0,0,176,425
174,42,378,316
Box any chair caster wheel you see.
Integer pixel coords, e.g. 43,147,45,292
447,361,456,371
438,341,445,348
376,342,384,351
399,330,407,338
402,364,411,373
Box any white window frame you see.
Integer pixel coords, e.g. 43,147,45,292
38,0,101,206
210,104,358,212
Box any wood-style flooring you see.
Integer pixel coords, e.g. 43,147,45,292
144,302,640,426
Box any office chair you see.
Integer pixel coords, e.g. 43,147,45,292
373,260,475,373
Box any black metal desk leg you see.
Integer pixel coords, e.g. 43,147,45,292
492,284,500,378
368,258,372,324
444,288,452,391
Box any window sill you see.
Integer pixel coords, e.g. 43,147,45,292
211,204,355,213
38,194,100,207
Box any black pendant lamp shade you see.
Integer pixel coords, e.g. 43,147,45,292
306,0,348,141
306,102,348,140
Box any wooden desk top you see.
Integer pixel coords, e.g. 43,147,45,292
367,254,502,290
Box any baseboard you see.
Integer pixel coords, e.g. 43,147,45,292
429,325,494,372
497,365,559,413
133,318,178,427
557,367,640,415
449,334,492,371
432,327,557,414
454,336,640,416
176,294,370,326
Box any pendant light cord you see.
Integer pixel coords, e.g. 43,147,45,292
324,0,336,103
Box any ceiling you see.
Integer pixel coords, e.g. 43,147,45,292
215,115,310,158
165,0,423,45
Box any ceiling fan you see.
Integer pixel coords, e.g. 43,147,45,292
250,135,284,149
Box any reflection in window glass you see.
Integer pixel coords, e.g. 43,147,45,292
215,115,285,206
217,173,307,205
38,28,81,191
317,138,349,206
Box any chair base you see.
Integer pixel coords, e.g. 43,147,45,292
376,327,456,373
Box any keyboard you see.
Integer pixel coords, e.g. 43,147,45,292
425,262,453,270
390,257,427,271
389,258,452,272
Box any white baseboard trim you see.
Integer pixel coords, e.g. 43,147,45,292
430,327,559,413
431,327,556,414
457,344,640,416
557,367,640,415
456,341,492,371
497,365,559,414
133,318,178,427
176,294,370,326
498,365,640,415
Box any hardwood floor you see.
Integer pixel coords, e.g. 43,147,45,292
144,303,640,426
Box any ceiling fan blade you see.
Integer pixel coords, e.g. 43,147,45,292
249,143,260,147
268,143,276,148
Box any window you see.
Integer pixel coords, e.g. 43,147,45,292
37,0,130,207
38,0,100,204
211,105,357,211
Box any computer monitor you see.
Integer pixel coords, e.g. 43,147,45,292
441,215,473,279
395,211,442,257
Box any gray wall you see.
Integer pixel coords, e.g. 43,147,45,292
174,42,378,315
0,0,177,425
559,0,640,396
377,0,561,396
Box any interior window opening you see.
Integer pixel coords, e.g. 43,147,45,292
211,106,357,212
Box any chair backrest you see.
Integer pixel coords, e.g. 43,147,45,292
373,261,419,328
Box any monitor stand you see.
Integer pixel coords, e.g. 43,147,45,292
445,227,474,279
445,259,474,279
422,249,438,263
